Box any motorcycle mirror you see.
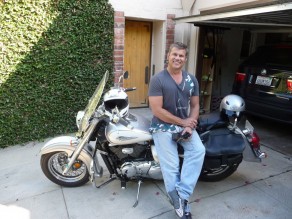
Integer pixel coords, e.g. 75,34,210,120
123,71,129,79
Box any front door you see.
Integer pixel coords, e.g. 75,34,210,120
124,20,152,108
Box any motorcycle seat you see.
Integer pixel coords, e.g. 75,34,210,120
198,111,226,131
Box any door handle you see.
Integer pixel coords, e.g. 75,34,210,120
145,66,149,84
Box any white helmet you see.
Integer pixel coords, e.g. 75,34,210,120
103,88,129,117
220,94,245,118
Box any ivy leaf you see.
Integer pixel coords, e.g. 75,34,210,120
0,0,114,148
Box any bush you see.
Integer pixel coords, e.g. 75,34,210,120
0,0,114,147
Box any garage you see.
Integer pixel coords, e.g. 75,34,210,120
175,1,292,113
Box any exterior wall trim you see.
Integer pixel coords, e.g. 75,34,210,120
114,11,125,82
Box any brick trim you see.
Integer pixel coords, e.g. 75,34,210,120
114,11,125,83
164,14,175,68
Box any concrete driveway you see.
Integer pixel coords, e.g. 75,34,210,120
247,116,292,157
0,109,291,219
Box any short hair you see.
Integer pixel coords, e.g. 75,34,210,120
168,42,188,56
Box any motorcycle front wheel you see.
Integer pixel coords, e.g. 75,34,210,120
41,151,89,187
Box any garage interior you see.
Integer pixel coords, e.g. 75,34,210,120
175,1,292,113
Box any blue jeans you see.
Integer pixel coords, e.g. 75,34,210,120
153,131,205,201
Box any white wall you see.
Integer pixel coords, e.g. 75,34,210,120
109,0,182,20
194,0,260,14
152,21,165,74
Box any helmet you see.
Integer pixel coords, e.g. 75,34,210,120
103,88,129,117
220,94,245,118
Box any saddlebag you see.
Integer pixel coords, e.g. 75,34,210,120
202,128,245,156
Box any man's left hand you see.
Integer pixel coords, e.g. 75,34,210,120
181,127,193,140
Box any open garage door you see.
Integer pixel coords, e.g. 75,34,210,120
174,1,292,112
174,1,292,31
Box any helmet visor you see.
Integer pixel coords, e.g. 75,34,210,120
225,109,241,118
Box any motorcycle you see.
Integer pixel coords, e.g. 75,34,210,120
40,70,266,207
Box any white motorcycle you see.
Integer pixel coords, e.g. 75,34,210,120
40,71,266,206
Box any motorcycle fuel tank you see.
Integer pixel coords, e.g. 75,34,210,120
105,113,152,145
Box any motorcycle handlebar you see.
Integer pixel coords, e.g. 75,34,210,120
119,117,133,129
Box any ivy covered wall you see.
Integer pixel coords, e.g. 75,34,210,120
0,0,114,148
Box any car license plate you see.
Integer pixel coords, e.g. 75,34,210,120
255,76,272,86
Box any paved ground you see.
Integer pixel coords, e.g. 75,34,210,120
0,108,291,219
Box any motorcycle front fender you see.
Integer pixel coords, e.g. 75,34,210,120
40,136,94,171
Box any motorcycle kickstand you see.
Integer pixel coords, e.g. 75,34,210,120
133,180,142,208
95,175,117,189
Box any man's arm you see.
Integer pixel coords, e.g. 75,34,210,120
181,96,200,135
149,96,197,128
189,96,200,122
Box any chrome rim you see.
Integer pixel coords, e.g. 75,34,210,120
203,165,230,176
48,152,87,183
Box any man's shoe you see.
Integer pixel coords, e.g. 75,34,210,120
185,212,192,219
184,200,192,219
168,190,185,218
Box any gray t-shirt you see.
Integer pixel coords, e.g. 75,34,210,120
148,69,199,133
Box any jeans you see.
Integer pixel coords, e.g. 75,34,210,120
153,130,205,201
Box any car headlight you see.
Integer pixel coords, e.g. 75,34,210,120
76,111,85,129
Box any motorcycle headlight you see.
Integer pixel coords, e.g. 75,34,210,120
76,111,85,129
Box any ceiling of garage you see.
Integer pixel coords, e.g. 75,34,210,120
174,1,292,30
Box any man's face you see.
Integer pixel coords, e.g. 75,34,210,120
167,47,187,70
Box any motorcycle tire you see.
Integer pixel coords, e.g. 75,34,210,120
40,151,90,187
199,162,240,182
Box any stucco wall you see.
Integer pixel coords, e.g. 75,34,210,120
109,0,182,20
193,0,260,14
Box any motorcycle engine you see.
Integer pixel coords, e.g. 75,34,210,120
120,161,151,178
109,144,146,160
108,144,162,179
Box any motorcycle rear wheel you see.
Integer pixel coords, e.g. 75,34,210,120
199,162,240,182
41,151,89,187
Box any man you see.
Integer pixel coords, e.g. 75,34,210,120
148,42,205,219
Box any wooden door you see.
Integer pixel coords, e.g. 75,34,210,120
124,20,152,108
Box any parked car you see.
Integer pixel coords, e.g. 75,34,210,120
232,44,292,124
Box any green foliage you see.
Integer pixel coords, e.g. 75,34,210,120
0,0,114,147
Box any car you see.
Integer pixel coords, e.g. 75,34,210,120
232,44,292,124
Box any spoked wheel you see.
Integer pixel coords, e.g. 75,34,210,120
41,151,89,187
199,162,240,182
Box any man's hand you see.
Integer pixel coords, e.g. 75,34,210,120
182,117,198,129
181,126,193,139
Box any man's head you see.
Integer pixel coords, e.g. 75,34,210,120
167,42,188,71
168,42,188,57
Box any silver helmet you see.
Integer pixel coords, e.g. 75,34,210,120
103,88,129,117
220,94,245,118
